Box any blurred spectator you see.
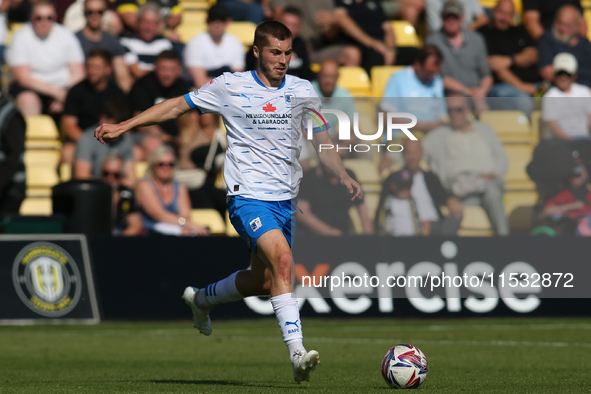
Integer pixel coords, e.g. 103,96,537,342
116,0,181,38
216,0,268,24
538,5,591,88
422,96,509,235
425,0,492,113
184,5,245,89
381,0,425,27
120,2,173,80
273,0,360,66
279,6,314,80
178,127,227,218
542,164,591,236
297,162,373,235
61,47,126,163
375,168,427,236
74,98,135,184
61,0,122,36
100,152,143,236
0,96,26,218
523,0,585,41
311,59,356,138
479,0,539,115
128,49,193,161
542,53,591,140
380,45,446,133
136,145,209,236
426,0,488,33
403,140,463,235
333,0,396,73
0,0,9,66
7,1,85,117
76,0,132,92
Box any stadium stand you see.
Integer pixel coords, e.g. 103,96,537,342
458,205,494,237
391,20,421,47
343,158,381,193
191,208,226,235
19,197,52,216
479,110,533,144
337,67,372,97
504,144,536,191
370,65,404,97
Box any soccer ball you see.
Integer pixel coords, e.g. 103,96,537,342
381,344,428,389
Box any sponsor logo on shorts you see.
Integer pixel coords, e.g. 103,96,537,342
12,242,82,317
250,217,262,232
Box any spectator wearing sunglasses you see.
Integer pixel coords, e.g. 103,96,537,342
74,98,136,186
100,152,144,236
6,1,85,117
542,53,591,140
136,145,209,236
75,0,132,93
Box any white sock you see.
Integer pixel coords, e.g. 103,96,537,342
198,271,244,308
271,292,306,359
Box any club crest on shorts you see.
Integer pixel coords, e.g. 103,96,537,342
249,217,262,232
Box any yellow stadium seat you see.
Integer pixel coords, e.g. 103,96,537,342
60,163,72,182
135,161,148,179
338,66,373,97
363,192,380,222
355,98,378,136
310,63,320,73
19,198,52,216
371,65,405,98
349,205,363,234
504,190,539,234
225,211,238,236
26,166,60,189
391,21,421,47
530,110,541,143
191,208,226,235
343,158,381,193
458,205,494,236
25,140,62,150
26,115,60,140
176,19,207,43
479,110,532,143
24,150,60,167
504,144,535,191
226,21,257,48
5,22,24,46
480,0,522,15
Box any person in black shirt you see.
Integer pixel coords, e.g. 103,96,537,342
523,0,584,41
62,47,126,163
100,152,143,236
0,97,26,218
479,0,540,114
279,6,315,81
128,49,194,161
297,162,373,235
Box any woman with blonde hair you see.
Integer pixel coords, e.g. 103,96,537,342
136,145,209,236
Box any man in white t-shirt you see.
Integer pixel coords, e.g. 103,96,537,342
184,5,245,89
542,52,591,140
96,21,362,383
7,1,85,116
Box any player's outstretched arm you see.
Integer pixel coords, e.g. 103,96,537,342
311,130,363,201
95,96,192,143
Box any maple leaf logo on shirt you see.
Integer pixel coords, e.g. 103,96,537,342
263,103,277,112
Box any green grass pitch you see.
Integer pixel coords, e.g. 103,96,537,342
1,317,590,393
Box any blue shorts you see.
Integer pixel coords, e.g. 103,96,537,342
227,196,297,255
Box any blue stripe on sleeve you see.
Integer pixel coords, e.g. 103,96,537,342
184,93,203,115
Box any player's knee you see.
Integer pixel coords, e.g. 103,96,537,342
274,253,292,279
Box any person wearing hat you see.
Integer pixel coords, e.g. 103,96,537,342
425,0,488,34
542,52,591,140
375,168,430,236
425,0,493,112
538,4,591,88
184,5,245,90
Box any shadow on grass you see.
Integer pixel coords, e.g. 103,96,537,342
148,379,297,389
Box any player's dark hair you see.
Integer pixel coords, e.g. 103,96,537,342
414,45,443,66
282,6,302,18
156,49,180,63
101,98,130,123
87,47,113,65
253,20,292,50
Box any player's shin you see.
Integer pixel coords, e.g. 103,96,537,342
199,271,244,307
271,292,305,357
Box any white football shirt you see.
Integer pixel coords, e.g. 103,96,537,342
184,71,328,201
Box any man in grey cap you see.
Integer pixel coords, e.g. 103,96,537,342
425,0,488,33
425,0,492,113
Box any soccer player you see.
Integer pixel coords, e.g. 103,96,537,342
95,21,362,384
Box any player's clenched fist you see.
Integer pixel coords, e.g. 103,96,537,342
95,123,125,144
